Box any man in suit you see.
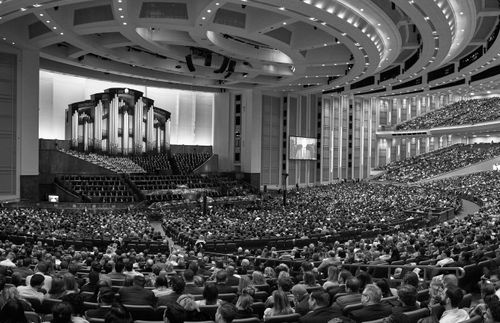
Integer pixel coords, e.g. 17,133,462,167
348,284,392,323
85,287,114,319
118,275,156,306
299,291,341,323
226,266,240,286
332,277,362,313
385,284,420,323
215,270,235,294
184,269,204,294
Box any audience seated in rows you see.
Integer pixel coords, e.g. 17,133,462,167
377,143,500,182
395,97,500,130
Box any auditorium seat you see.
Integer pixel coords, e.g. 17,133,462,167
123,304,160,321
265,313,301,323
400,308,431,323
24,311,41,323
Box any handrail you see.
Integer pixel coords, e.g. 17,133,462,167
340,263,465,281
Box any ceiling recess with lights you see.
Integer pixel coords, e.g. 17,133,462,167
0,0,499,96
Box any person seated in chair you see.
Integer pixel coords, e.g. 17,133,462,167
85,286,115,320
384,284,420,323
118,275,156,306
439,286,469,323
348,284,392,323
299,290,340,323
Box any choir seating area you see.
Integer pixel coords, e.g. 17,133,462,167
57,175,136,203
130,174,251,202
62,149,146,174
128,154,173,174
172,153,212,174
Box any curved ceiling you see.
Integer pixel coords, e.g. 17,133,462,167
0,0,499,96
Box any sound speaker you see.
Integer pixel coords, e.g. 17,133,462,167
204,53,212,66
214,56,230,73
185,55,195,72
227,60,236,73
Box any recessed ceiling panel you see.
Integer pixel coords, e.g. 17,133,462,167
213,9,246,29
74,5,114,25
139,2,189,19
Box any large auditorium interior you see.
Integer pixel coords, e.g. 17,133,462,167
1,0,500,322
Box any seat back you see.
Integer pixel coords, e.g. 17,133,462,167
199,305,218,321
265,313,301,323
251,302,266,319
401,308,431,323
460,293,472,308
459,316,484,323
123,304,160,321
233,318,261,323
24,311,41,323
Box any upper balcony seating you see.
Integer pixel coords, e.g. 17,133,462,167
395,97,500,131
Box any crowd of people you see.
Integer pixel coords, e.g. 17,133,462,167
395,97,500,130
161,181,461,243
378,143,500,182
0,166,498,322
0,208,161,242
172,153,212,175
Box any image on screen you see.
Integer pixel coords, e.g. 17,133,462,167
289,136,317,160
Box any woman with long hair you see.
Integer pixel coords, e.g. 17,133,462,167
0,299,28,323
263,290,294,320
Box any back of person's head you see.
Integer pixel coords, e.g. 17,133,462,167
37,261,49,274
68,263,79,275
177,294,199,312
51,302,73,323
155,275,168,288
104,304,133,323
216,270,227,283
188,261,199,274
375,278,392,298
236,292,253,310
445,285,464,308
115,261,125,273
88,271,100,284
133,275,146,287
272,290,290,312
363,284,382,304
183,269,194,282
0,299,28,323
49,276,65,295
338,269,353,283
124,262,133,272
216,302,237,323
203,282,219,304
357,271,373,291
310,290,330,308
226,266,235,276
398,284,417,306
402,272,419,288
277,276,293,292
486,296,500,322
103,262,113,274
62,273,78,292
170,275,186,294
303,271,316,285
443,274,458,289
346,277,360,293
98,287,115,305
30,273,45,288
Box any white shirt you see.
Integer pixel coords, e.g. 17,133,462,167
439,308,470,323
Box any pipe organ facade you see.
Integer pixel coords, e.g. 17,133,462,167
65,88,171,155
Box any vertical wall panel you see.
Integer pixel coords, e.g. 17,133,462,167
0,53,16,198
